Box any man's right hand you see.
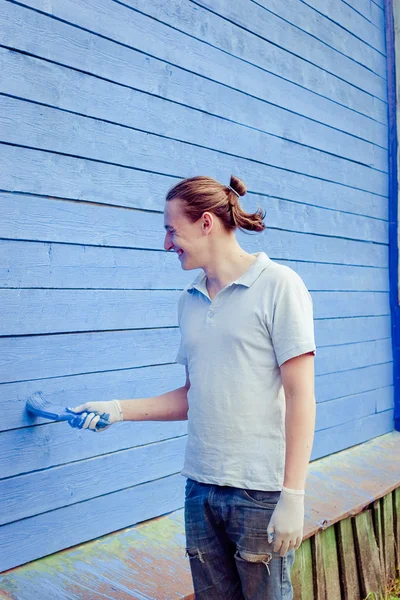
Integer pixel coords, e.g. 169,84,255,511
66,400,123,432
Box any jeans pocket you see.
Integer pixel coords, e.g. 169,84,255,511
185,477,197,499
241,489,281,508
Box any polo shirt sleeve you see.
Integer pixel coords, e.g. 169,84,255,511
270,278,316,367
175,291,188,366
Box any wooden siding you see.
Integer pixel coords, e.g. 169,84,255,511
0,0,394,571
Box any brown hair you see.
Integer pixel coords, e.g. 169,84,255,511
165,175,266,233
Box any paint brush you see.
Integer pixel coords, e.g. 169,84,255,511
25,391,86,426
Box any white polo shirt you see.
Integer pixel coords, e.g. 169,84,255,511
175,251,316,490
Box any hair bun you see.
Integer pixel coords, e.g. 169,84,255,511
229,175,247,197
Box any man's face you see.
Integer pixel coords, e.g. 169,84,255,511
163,198,204,270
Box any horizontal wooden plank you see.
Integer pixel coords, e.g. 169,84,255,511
0,239,389,291
1,328,180,384
0,96,388,194
0,239,196,290
0,417,187,480
0,193,168,249
0,191,388,252
0,1,388,140
370,1,384,29
0,315,391,385
343,0,371,21
0,289,181,335
376,389,395,412
315,338,392,375
372,0,384,10
289,261,389,293
250,227,388,268
345,0,384,29
316,315,391,348
0,48,388,168
0,285,390,336
0,362,186,432
209,0,386,72
316,386,393,430
185,0,387,86
0,140,389,219
1,436,186,526
317,362,393,403
296,0,385,53
311,409,394,459
0,472,186,572
18,0,387,106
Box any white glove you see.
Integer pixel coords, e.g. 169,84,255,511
66,400,123,432
267,486,305,556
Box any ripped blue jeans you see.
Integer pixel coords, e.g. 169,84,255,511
184,478,295,600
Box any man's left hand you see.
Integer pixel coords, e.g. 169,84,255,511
267,486,305,556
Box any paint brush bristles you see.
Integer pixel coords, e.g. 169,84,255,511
26,391,83,423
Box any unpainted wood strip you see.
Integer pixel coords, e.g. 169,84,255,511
394,488,400,576
336,517,360,600
382,493,397,585
372,498,385,581
292,538,313,600
312,527,341,600
353,510,383,597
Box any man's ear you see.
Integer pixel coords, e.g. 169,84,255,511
202,212,213,233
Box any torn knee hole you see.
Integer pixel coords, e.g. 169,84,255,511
185,548,206,563
235,550,272,575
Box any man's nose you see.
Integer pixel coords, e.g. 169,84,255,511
164,232,173,251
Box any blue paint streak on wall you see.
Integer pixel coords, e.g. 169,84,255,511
384,0,400,431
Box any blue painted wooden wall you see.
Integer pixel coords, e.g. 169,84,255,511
0,0,394,572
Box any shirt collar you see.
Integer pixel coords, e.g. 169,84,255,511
186,252,271,296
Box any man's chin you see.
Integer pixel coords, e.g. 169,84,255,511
180,256,196,271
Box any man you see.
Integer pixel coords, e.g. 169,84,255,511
68,175,316,600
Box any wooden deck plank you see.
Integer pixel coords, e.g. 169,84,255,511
353,510,383,598
394,488,400,576
312,528,341,600
382,493,397,585
292,538,313,600
373,498,386,581
336,517,360,600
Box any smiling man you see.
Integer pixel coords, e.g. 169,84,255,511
68,174,317,600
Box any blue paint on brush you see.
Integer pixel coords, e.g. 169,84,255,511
26,391,86,426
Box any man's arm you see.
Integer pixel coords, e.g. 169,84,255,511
67,367,190,430
120,366,190,422
280,351,316,490
267,351,316,555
